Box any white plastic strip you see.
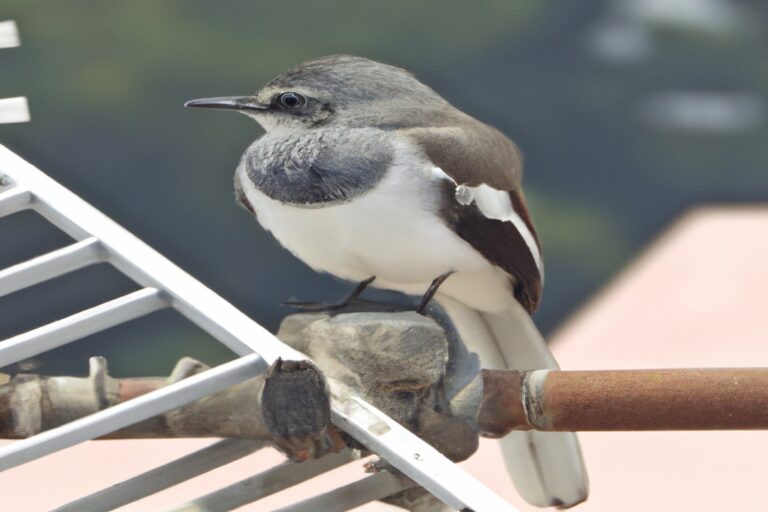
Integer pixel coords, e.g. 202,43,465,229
274,471,410,512
170,451,356,512
0,353,267,472
0,186,31,218
0,21,20,48
0,237,104,298
0,97,30,124
55,439,262,512
0,287,166,368
330,395,517,511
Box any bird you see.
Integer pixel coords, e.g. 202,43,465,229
186,54,588,508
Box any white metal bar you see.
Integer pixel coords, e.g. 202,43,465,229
0,145,516,511
0,237,104,298
170,451,356,512
0,20,20,48
273,471,411,512
0,186,32,217
0,353,267,472
330,395,517,511
0,287,166,368
0,146,307,361
0,97,30,125
55,439,262,512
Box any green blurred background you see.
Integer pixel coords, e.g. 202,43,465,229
1,1,766,377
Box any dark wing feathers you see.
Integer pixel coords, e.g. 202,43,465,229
509,188,541,253
234,173,256,215
404,124,543,313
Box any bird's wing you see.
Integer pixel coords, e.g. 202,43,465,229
406,122,587,507
403,124,543,312
234,172,257,214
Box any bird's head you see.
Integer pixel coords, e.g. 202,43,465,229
185,55,451,131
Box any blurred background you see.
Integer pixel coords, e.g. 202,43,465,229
0,0,766,377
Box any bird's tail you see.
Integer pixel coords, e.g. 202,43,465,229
436,294,589,508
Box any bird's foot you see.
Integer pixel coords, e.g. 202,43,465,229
282,276,376,313
281,299,350,312
416,271,455,315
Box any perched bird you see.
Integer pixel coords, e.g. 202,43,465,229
186,55,588,508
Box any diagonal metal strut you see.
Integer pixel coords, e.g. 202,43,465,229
0,144,517,512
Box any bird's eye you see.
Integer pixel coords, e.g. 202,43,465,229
277,92,306,110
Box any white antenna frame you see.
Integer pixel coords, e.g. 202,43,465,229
0,143,518,511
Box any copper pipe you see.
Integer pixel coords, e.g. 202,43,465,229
477,368,768,436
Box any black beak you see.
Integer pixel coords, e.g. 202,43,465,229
184,96,268,112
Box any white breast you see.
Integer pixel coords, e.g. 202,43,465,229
237,148,488,282
237,137,536,313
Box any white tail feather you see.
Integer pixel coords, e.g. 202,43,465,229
437,295,589,508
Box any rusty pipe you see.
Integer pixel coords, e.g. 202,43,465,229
477,368,768,437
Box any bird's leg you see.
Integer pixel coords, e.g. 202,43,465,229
283,276,376,312
416,271,454,314
337,275,376,305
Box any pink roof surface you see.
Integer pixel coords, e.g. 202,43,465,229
502,206,768,511
2,206,767,511
545,206,768,511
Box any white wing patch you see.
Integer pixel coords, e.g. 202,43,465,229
429,166,457,184
430,167,543,276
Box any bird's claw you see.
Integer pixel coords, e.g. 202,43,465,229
282,299,348,312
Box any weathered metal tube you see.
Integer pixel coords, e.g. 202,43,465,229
477,368,768,435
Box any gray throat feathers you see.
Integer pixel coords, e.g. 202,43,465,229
243,128,394,207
